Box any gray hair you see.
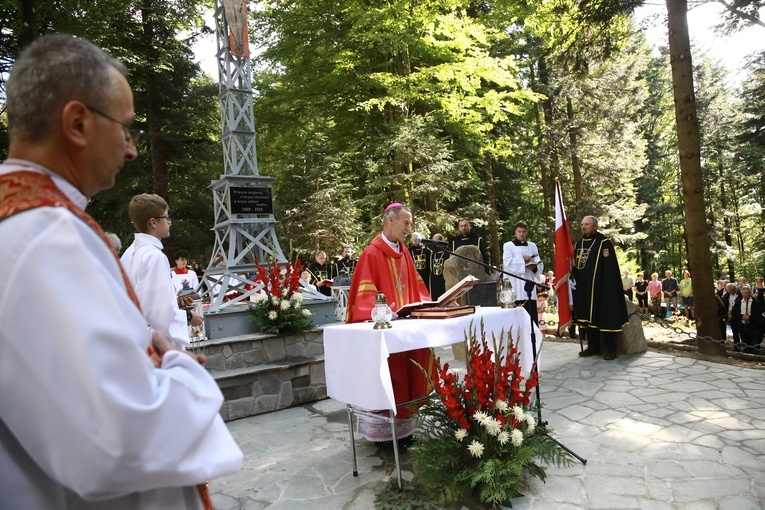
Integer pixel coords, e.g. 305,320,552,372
105,232,122,252
383,204,411,223
583,215,599,227
6,34,128,143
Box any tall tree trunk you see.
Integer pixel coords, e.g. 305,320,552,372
717,162,735,279
567,97,583,208
666,0,725,353
141,0,169,199
537,58,554,223
484,153,500,269
18,0,37,48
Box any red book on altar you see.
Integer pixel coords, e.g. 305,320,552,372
396,274,480,318
410,305,476,319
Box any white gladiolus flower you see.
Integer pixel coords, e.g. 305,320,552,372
468,440,485,458
498,431,510,445
268,310,278,320
495,400,508,412
280,299,291,310
511,429,524,447
454,429,468,442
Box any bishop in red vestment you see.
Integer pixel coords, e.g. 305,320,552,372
346,203,436,442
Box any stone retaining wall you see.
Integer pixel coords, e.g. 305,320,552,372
192,329,327,421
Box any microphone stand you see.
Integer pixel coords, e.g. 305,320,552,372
421,241,587,465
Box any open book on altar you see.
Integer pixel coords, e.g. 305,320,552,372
411,305,476,319
396,274,480,318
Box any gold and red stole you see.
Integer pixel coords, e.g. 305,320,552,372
0,169,214,510
345,234,431,324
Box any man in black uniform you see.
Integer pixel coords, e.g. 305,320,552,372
451,218,489,272
409,233,432,291
572,216,628,360
333,245,357,279
429,233,448,298
308,249,333,297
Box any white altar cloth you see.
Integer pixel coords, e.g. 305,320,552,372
323,307,542,414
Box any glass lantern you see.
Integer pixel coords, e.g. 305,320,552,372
371,292,393,329
498,279,516,308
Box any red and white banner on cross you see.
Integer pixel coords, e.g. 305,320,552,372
554,180,574,331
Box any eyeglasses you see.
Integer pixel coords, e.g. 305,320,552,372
152,215,172,222
84,104,143,146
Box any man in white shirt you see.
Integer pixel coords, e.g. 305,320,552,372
0,34,241,510
732,285,763,354
503,221,544,325
121,194,191,349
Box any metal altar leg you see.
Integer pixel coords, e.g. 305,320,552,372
389,413,402,488
347,405,359,477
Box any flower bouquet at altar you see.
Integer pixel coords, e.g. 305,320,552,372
248,260,313,334
410,326,574,507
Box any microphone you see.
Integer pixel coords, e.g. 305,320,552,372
420,238,448,247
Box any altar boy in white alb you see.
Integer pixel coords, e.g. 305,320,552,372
502,221,544,325
121,193,190,349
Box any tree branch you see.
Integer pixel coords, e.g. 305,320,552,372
715,0,765,29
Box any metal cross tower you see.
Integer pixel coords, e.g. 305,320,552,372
200,0,286,312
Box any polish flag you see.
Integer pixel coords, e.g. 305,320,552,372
554,181,574,330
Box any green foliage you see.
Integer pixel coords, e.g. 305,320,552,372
0,1,220,262
252,0,538,255
374,480,442,510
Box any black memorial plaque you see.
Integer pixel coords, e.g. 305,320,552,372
230,187,273,214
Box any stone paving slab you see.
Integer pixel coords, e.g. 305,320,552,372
211,341,765,509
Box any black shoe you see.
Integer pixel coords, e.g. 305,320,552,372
398,436,414,452
376,436,414,453
578,349,601,357
376,440,395,451
603,352,617,360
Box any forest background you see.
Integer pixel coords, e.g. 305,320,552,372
0,0,763,293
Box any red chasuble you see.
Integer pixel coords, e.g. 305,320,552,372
346,234,436,418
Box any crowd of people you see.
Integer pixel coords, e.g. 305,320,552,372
623,269,692,320
714,278,765,354
623,266,765,354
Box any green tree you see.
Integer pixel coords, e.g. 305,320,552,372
665,0,724,352
252,0,536,264
0,0,223,260
634,45,681,276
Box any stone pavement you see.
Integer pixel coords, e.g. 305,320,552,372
210,340,765,509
